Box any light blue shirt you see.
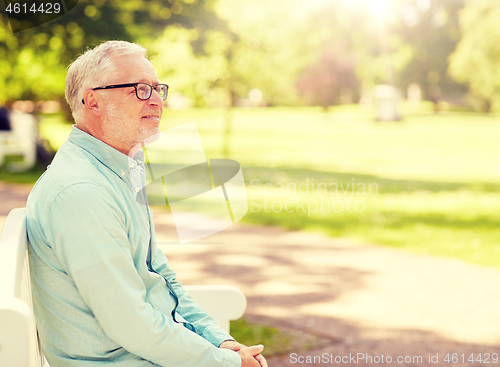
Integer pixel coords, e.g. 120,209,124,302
26,126,241,367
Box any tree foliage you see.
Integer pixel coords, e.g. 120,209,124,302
149,0,329,107
0,0,478,110
0,0,220,106
395,0,465,105
448,0,500,111
296,44,360,108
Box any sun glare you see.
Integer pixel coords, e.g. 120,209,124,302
337,0,396,22
307,0,397,23
366,0,395,20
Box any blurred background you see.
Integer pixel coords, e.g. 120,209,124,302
1,0,500,362
1,0,499,265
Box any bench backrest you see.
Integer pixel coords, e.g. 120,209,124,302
0,208,42,367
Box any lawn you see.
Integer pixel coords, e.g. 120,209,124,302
21,105,500,268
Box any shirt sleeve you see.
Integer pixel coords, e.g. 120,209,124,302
48,183,242,367
150,239,236,347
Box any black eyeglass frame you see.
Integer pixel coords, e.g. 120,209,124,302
81,82,169,104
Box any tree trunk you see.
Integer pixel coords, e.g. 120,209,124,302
484,99,492,113
222,88,235,158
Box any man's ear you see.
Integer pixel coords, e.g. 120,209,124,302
82,90,102,117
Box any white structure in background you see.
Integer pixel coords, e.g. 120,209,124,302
374,84,401,121
407,83,422,110
248,89,263,106
0,111,37,171
237,89,265,108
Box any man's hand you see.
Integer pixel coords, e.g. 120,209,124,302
219,341,268,367
219,340,246,351
237,345,267,367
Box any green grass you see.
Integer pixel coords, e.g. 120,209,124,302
0,156,46,184
230,318,294,358
230,317,329,358
8,105,500,268
162,105,500,268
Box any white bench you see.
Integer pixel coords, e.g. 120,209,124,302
0,112,37,171
0,208,246,367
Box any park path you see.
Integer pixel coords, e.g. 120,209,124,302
1,180,500,366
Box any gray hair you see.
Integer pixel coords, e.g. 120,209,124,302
65,40,147,123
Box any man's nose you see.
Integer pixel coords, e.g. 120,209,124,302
148,89,164,105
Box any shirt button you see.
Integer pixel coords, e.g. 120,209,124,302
120,171,125,177
130,162,135,168
135,187,141,193
146,221,150,227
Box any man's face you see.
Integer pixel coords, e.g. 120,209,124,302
98,54,164,155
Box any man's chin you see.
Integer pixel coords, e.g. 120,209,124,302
127,127,161,158
141,126,161,146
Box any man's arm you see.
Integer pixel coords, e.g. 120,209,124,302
150,242,237,346
150,222,268,367
47,183,241,367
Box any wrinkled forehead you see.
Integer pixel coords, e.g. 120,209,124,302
105,54,159,85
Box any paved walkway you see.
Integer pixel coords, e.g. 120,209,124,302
2,181,500,366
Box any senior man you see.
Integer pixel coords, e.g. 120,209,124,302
26,40,266,367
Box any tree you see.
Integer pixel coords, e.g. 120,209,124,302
148,0,329,107
395,0,466,109
0,0,223,110
0,0,130,107
448,0,500,112
296,44,360,109
303,0,465,109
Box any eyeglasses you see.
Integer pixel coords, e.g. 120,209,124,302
81,82,169,104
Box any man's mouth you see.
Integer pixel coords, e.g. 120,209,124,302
142,115,160,120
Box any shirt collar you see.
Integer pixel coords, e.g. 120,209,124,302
68,126,143,180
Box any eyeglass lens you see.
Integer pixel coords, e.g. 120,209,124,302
136,83,168,101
